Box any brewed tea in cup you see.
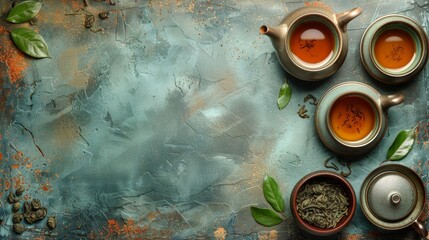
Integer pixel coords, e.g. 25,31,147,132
373,28,416,71
289,18,338,69
328,94,376,142
371,24,420,75
360,14,428,84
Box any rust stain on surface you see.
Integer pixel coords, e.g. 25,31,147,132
214,226,227,240
258,230,278,240
89,218,175,239
0,26,30,83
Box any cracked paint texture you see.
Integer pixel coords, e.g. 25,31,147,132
0,0,428,239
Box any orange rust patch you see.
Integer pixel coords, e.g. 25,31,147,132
41,183,52,192
91,218,175,239
214,227,227,240
0,28,30,83
105,219,148,238
258,230,278,240
344,235,362,240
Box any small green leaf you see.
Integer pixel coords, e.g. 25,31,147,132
11,28,49,58
277,82,291,110
250,207,283,227
6,1,42,24
263,175,284,213
387,129,415,161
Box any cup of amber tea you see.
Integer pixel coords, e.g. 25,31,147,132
288,17,339,69
315,82,405,157
327,93,379,145
360,14,428,84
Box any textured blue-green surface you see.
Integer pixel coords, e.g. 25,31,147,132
0,0,428,239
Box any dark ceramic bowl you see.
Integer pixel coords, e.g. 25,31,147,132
290,170,356,236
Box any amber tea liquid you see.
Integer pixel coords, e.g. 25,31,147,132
329,96,376,141
374,29,415,69
290,21,334,65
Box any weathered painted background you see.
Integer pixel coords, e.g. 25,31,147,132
0,0,428,239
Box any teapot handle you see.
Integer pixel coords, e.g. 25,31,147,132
411,220,429,239
380,93,405,109
336,7,362,32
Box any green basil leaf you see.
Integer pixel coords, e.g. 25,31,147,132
387,129,415,161
250,207,283,227
6,1,42,24
277,82,291,110
263,175,284,212
11,28,49,58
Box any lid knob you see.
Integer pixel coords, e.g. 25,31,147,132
390,193,401,205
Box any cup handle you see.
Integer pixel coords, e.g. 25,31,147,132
380,93,405,109
336,7,362,32
411,220,429,239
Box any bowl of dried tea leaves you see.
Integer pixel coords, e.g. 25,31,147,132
290,170,356,236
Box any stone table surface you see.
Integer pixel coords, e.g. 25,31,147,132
0,0,428,239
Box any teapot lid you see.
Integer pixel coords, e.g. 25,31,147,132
366,171,416,221
360,164,425,230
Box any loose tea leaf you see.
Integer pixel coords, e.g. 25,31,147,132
13,223,25,234
11,28,50,58
297,104,309,119
6,1,42,24
304,94,318,105
250,207,283,227
23,201,31,212
24,211,37,224
12,213,23,223
277,82,292,110
263,175,284,213
12,202,21,213
387,129,415,161
31,198,41,210
99,11,109,19
323,156,338,171
47,216,57,230
85,14,95,28
15,186,25,196
7,193,18,204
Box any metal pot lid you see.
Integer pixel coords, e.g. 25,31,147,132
360,164,425,230
366,171,416,221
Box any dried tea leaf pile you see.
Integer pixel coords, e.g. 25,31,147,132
296,181,349,228
5,186,57,235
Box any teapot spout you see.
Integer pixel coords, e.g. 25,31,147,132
260,25,287,52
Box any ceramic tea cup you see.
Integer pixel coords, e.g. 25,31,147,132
290,170,356,236
361,164,428,238
360,14,428,84
315,81,404,157
260,5,362,81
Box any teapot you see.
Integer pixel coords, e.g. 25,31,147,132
361,164,429,238
260,5,362,81
314,81,405,157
